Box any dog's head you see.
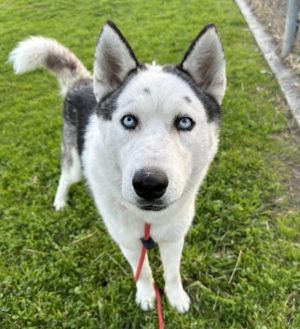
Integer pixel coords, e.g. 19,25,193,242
93,21,226,212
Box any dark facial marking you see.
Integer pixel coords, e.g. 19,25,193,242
97,66,147,120
183,96,191,103
143,87,151,94
163,65,220,122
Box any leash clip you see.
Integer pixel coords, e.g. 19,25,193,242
141,236,156,250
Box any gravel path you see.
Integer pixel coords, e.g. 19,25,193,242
246,0,300,74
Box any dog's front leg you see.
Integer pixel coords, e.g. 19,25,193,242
159,238,191,313
120,245,155,311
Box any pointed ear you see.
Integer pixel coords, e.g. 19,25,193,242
179,24,226,104
93,21,140,101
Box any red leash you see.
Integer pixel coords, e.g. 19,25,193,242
134,223,164,329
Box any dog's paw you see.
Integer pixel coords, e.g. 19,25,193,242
165,286,191,313
53,198,67,211
136,284,155,311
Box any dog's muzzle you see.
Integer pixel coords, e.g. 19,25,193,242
132,168,168,209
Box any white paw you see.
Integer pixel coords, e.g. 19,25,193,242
53,198,67,211
165,286,191,313
135,284,155,311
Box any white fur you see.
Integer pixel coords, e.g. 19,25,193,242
54,148,82,210
9,36,55,74
8,36,90,97
83,65,219,312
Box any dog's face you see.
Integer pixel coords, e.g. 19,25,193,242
93,22,226,211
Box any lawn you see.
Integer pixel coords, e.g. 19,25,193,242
0,0,300,328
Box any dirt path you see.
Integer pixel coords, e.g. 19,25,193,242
246,0,300,74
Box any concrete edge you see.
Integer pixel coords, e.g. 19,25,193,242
235,0,300,126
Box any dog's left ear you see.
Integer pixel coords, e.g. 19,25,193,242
179,24,226,105
93,21,140,101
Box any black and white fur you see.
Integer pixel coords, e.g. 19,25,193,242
9,21,226,313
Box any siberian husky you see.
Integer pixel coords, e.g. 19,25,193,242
9,21,226,313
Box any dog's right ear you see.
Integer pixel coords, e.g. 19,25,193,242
93,21,140,102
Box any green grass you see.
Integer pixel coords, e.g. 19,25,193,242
0,0,300,328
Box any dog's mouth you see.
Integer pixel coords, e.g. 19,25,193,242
136,199,176,212
139,204,168,211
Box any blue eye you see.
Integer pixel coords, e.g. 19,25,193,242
121,114,138,130
175,116,195,131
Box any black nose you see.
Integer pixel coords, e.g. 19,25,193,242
132,168,168,201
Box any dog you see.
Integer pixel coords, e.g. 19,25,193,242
9,20,226,313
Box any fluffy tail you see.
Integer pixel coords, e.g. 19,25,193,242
8,36,91,97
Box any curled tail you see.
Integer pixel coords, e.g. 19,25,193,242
8,36,91,97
